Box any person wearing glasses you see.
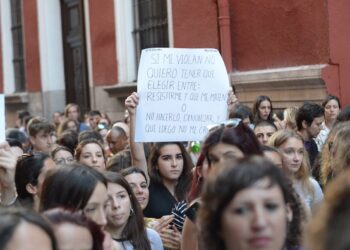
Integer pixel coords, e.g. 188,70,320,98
51,145,75,166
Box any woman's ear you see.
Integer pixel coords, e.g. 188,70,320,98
196,166,203,178
26,183,38,195
286,203,293,222
302,120,308,129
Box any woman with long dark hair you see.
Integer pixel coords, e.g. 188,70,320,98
104,172,163,249
125,92,193,249
252,95,274,125
15,152,55,210
39,163,118,250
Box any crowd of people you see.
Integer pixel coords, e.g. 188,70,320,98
0,88,349,250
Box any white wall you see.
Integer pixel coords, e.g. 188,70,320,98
37,0,65,92
114,0,137,82
0,0,15,94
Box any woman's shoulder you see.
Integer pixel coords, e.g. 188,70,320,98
146,228,164,250
308,177,322,190
146,227,160,238
307,177,324,206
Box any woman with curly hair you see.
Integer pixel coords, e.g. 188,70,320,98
306,169,350,250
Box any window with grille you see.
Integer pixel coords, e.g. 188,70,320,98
10,0,26,92
134,0,169,62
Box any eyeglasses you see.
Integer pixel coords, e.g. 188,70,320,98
207,118,242,132
54,157,75,165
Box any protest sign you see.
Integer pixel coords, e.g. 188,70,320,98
135,48,230,142
0,94,5,142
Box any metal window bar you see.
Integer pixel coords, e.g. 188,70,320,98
10,0,26,92
133,0,169,62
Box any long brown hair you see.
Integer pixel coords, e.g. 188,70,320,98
104,172,151,250
148,142,193,201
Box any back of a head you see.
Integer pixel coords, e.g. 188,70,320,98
306,170,350,250
336,105,350,123
331,125,350,175
15,152,51,207
56,129,78,153
202,120,262,156
283,106,299,130
0,207,56,250
39,163,107,212
112,122,130,138
78,130,104,144
43,208,104,250
6,128,27,144
229,103,253,122
106,149,132,172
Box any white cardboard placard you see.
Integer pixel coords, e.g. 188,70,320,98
135,48,230,142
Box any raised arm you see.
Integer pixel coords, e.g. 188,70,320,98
227,86,239,119
0,142,18,206
125,92,149,182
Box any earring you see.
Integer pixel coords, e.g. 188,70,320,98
130,208,134,216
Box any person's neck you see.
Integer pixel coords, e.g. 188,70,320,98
298,130,310,142
107,225,126,241
33,195,40,212
325,118,335,129
162,179,177,198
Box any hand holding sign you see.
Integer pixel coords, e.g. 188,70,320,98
135,48,230,142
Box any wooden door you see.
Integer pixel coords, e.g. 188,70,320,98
61,0,90,115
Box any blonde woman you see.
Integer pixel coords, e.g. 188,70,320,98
328,124,350,178
268,130,323,214
283,106,299,131
319,121,349,187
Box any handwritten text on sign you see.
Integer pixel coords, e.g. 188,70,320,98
135,48,230,142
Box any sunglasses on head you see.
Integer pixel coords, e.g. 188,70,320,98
207,118,242,132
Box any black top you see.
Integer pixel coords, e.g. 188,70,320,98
143,180,177,219
304,139,319,167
